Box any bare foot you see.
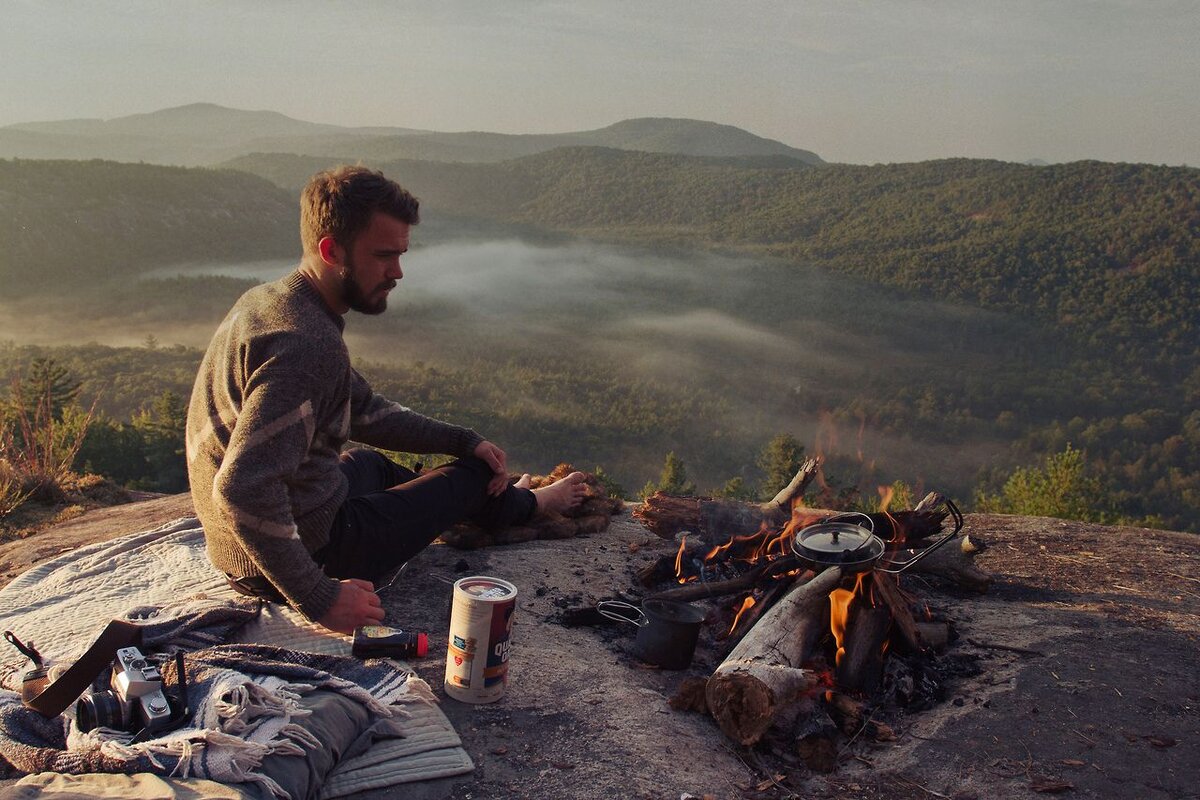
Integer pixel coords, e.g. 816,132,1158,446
514,473,532,490
532,471,588,516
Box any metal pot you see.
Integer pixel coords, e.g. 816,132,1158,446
791,500,964,573
596,599,705,670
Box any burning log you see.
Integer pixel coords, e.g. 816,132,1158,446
632,494,703,539
705,566,842,746
726,572,803,644
764,457,823,515
871,572,925,654
635,539,710,587
914,491,944,513
835,602,892,694
648,556,803,603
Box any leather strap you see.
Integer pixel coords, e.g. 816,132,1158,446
23,619,143,718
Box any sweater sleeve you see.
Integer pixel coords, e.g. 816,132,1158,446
347,368,484,457
210,365,341,621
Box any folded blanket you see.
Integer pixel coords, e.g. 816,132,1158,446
0,598,425,799
0,520,472,798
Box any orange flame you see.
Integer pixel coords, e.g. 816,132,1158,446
704,531,762,563
877,485,894,512
674,535,688,584
729,595,756,635
829,573,871,668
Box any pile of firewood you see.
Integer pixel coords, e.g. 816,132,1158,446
438,464,625,549
633,458,994,767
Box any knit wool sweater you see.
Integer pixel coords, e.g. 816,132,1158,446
186,271,484,621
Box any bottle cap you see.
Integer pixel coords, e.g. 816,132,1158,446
416,632,428,657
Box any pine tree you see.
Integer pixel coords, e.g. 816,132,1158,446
14,357,80,422
593,465,627,500
717,476,757,500
757,433,804,501
640,451,696,498
131,390,189,492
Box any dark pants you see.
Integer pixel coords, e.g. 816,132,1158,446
313,448,536,583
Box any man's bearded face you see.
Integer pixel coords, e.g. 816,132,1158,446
340,251,394,315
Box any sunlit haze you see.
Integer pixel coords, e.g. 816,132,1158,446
3,0,1198,165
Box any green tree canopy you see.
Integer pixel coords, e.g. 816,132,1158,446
757,433,805,501
14,357,81,422
641,451,697,498
975,445,1110,522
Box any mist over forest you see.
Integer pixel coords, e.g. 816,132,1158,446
2,105,1198,531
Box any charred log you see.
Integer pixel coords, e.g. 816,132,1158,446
835,602,892,694
914,621,951,652
871,572,926,654
635,540,710,587
648,556,803,603
726,571,807,645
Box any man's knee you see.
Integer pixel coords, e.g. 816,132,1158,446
441,456,499,497
452,455,494,476
340,447,388,467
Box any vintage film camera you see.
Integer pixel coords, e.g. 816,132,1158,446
6,629,188,742
76,646,181,737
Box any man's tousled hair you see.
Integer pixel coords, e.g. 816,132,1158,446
300,165,420,255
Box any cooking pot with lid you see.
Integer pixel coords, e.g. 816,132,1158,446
791,499,964,573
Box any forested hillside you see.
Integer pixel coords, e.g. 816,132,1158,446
0,159,296,296
226,150,1200,370
3,155,1198,531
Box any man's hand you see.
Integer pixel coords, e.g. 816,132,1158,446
317,578,385,635
474,440,510,496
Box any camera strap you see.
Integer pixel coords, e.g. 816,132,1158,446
18,619,143,718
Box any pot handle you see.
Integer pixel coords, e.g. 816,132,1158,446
876,498,964,574
596,600,649,628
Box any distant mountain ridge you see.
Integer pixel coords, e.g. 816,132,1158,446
0,103,822,166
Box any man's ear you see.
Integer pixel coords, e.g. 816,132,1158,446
317,236,342,267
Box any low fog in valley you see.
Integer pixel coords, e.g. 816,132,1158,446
1,234,1034,493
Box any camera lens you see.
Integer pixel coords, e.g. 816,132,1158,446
76,691,124,732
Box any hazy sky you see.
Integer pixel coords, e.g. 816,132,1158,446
3,0,1198,165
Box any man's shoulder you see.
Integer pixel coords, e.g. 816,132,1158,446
220,279,345,374
234,276,338,340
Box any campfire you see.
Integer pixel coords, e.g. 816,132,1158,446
629,458,993,771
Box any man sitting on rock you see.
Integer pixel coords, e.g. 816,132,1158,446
186,165,586,635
